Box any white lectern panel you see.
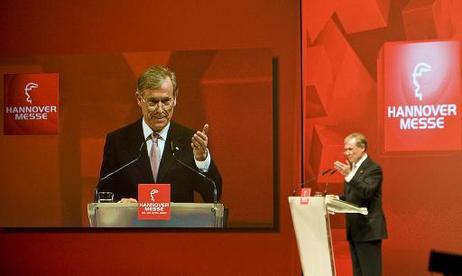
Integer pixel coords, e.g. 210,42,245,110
289,196,335,276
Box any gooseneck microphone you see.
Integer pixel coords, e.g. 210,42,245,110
294,168,334,196
95,140,147,200
300,168,333,188
170,141,218,204
323,169,337,196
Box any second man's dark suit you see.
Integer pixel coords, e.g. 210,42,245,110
97,119,222,203
341,156,387,276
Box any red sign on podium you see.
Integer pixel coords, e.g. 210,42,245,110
299,188,311,205
138,184,171,220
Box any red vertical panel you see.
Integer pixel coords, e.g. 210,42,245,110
0,0,302,275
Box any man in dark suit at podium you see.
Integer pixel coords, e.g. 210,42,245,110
334,133,388,276
97,65,222,203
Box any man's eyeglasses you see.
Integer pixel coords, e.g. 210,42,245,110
139,96,174,109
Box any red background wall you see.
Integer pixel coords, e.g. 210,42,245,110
303,0,462,275
0,0,302,275
2,0,461,275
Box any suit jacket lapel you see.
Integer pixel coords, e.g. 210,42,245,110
345,156,371,195
132,119,155,183
157,122,179,182
357,156,371,173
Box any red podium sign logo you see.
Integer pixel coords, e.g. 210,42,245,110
138,184,171,220
381,40,461,152
299,188,311,205
4,73,59,135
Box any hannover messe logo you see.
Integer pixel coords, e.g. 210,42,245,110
24,82,39,104
380,40,461,152
4,73,59,135
138,184,171,220
412,62,432,101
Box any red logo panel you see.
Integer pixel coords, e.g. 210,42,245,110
4,73,59,135
380,40,461,152
138,184,171,220
299,188,311,205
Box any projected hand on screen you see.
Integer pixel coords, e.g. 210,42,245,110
191,124,209,161
118,198,137,203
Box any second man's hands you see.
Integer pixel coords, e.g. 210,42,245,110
334,160,351,176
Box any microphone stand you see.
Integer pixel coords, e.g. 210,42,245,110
294,168,332,196
95,140,146,202
170,141,219,227
323,169,337,196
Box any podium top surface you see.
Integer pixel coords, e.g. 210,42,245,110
88,202,223,209
288,196,368,215
87,202,225,228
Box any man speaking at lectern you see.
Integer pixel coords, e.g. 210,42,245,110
97,65,222,203
334,133,387,276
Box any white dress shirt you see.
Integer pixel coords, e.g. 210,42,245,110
142,119,211,172
345,153,368,183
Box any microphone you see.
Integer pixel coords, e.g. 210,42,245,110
293,168,333,196
301,169,332,188
323,168,333,175
95,140,146,201
300,168,332,188
170,141,218,204
324,169,337,195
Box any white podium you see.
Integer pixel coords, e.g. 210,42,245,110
288,196,367,276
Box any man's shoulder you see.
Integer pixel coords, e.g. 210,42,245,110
106,119,142,140
169,121,195,138
364,155,382,170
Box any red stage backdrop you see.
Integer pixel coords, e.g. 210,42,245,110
303,0,462,275
2,0,462,275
